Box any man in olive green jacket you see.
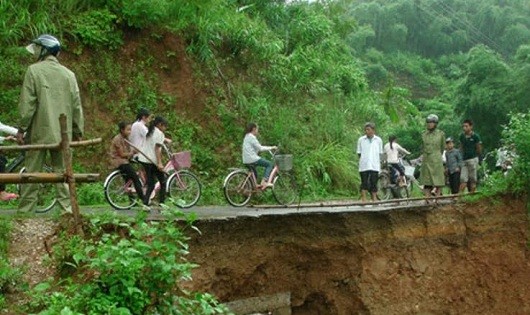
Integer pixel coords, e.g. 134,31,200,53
16,34,84,213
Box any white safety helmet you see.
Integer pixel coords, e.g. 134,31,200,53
25,34,61,60
426,114,439,123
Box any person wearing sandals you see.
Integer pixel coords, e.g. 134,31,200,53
242,123,277,188
0,121,19,201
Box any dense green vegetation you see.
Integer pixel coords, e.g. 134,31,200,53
0,0,528,200
0,220,22,310
0,1,528,312
25,211,230,314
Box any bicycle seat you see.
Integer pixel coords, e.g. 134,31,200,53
244,164,257,172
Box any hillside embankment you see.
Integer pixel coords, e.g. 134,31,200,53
186,196,530,314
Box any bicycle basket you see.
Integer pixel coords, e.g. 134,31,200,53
404,165,415,177
171,151,191,169
275,154,293,171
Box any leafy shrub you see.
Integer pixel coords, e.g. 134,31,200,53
0,219,23,308
29,211,231,314
70,9,123,49
115,0,171,28
298,143,359,198
76,183,105,206
501,112,530,194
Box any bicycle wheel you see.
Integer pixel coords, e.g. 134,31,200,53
223,170,252,207
104,171,137,210
167,170,201,208
376,173,392,201
19,167,57,213
272,172,298,206
392,177,411,199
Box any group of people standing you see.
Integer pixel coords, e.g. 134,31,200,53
357,115,482,202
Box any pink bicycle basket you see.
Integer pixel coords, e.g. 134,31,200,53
171,151,192,169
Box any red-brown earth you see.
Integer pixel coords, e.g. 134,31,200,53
4,196,529,314
186,196,530,314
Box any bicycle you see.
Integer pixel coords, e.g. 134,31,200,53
104,145,201,210
223,149,299,207
377,155,416,200
3,152,57,213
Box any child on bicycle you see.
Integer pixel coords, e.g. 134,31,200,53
109,121,145,205
0,120,19,201
384,135,411,187
138,116,168,207
242,123,277,188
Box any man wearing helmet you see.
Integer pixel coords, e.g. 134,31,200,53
16,34,84,213
420,114,445,199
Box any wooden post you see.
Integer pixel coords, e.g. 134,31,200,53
59,114,83,236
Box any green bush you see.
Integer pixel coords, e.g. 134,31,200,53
0,219,23,309
298,143,359,199
70,9,123,49
501,112,530,194
29,211,231,314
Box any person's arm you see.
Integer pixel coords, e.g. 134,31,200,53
440,131,446,153
251,136,275,152
17,68,38,144
378,138,384,161
0,122,18,136
155,143,164,171
356,138,362,158
71,75,84,141
115,141,132,159
476,135,482,157
456,150,463,170
155,130,165,171
397,143,411,155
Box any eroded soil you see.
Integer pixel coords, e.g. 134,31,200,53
186,197,530,314
4,196,530,314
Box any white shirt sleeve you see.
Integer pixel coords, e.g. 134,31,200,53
0,121,18,136
251,135,273,152
396,143,411,155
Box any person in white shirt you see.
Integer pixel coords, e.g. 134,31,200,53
0,121,19,201
138,116,168,207
129,108,151,151
357,122,383,202
242,123,277,188
384,135,411,186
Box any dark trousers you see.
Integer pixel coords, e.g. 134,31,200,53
360,170,379,193
118,163,145,202
0,155,6,191
448,171,460,194
389,163,405,184
141,162,167,205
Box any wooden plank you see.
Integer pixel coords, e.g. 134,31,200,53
224,292,291,315
0,173,99,183
0,137,101,151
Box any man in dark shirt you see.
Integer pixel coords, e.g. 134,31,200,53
459,119,482,193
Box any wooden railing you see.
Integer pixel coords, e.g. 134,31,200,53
0,114,101,235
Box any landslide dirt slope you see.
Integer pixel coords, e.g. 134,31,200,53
187,197,530,314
